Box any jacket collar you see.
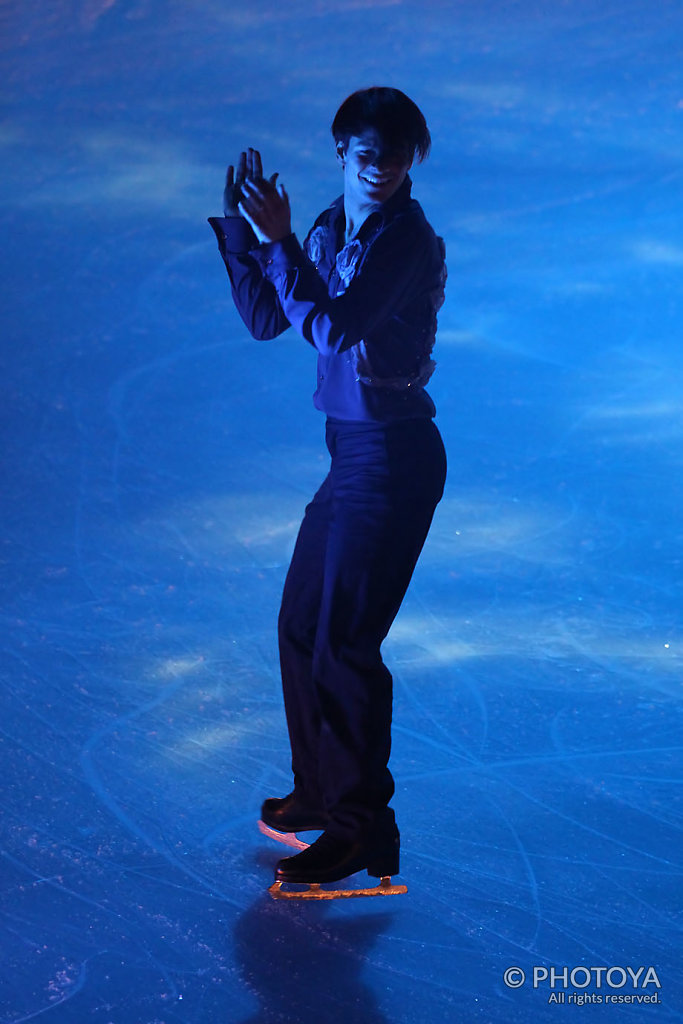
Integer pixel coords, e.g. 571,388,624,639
378,174,413,220
330,175,413,244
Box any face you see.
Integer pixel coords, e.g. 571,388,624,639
337,129,413,206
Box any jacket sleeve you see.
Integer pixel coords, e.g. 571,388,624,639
208,216,291,340
251,215,438,357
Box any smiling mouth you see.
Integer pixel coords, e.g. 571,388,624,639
361,175,394,186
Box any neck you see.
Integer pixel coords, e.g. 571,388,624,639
343,190,381,242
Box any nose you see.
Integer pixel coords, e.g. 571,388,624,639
374,147,408,170
375,151,394,169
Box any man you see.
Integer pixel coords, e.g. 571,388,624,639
209,87,447,894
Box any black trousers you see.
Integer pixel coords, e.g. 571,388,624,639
277,416,447,841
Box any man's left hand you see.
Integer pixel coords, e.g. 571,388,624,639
239,178,291,244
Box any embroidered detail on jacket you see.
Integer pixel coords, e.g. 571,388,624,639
351,342,436,391
305,226,328,267
334,239,363,295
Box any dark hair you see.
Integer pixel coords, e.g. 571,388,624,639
331,87,431,162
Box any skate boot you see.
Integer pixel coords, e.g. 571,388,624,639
258,791,328,851
269,829,406,900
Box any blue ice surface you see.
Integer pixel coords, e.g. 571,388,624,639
1,1,681,1021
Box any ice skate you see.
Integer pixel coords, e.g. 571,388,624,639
257,819,311,851
268,830,407,900
269,876,407,900
258,791,327,851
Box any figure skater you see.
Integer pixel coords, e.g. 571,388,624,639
209,86,447,894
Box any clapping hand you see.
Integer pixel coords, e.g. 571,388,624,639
224,148,269,216
224,147,291,244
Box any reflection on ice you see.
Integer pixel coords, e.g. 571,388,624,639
152,654,206,680
632,240,683,265
428,495,575,564
585,400,681,421
389,608,679,672
14,130,219,217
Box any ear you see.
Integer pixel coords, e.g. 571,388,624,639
335,140,346,167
